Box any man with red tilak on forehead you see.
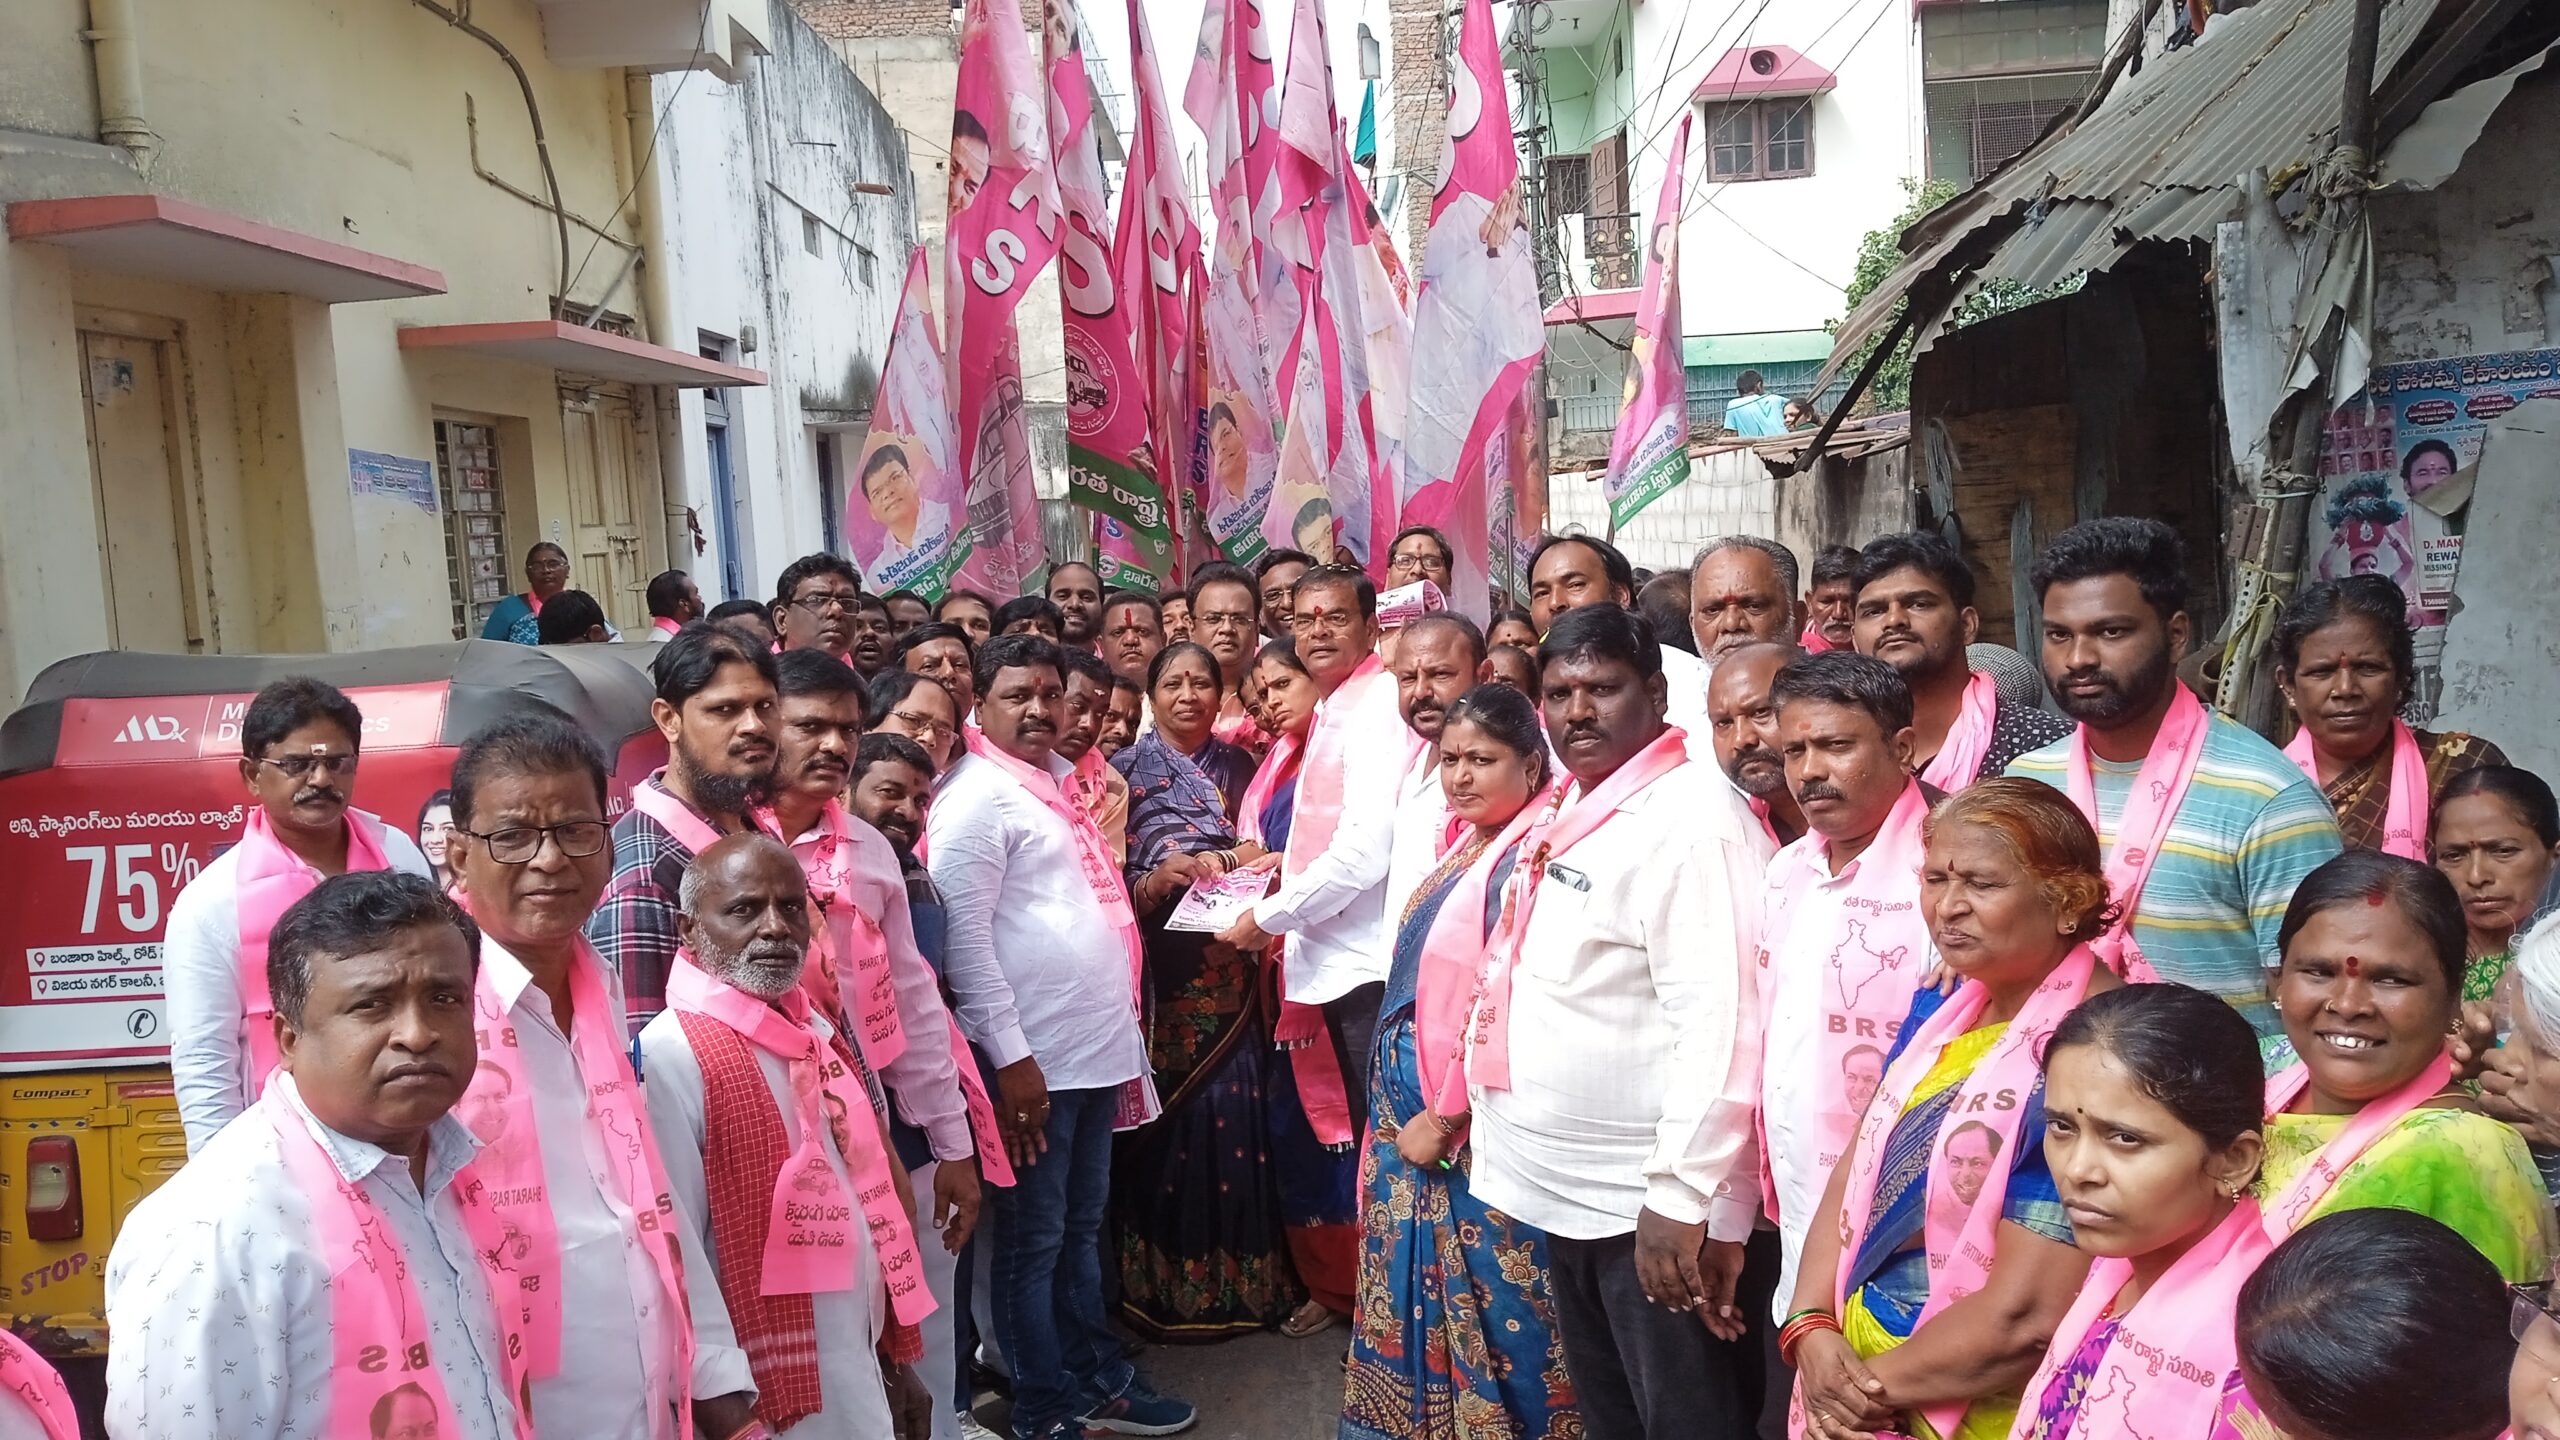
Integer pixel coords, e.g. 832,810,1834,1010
642,833,937,1440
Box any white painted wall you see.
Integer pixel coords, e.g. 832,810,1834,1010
655,1,917,602
1616,0,1921,339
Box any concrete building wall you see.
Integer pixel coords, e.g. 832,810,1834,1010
2371,67,2560,773
0,0,767,704
657,0,916,603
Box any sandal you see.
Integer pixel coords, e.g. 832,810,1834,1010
1281,1299,1344,1338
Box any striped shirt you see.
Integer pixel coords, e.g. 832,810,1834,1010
2006,715,2342,1033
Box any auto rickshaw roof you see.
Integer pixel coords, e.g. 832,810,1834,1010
0,640,663,779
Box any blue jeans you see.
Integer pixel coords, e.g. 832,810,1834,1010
988,1084,1136,1432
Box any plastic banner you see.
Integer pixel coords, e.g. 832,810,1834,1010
1605,114,1691,533
849,249,971,600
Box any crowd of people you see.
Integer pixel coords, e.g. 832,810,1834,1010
44,514,2560,1440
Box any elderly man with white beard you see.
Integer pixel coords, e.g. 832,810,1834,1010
640,832,936,1440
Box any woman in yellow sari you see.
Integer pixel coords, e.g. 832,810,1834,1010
1788,781,2121,1440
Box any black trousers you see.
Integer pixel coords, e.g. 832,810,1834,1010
1549,1224,1782,1440
1324,980,1385,1119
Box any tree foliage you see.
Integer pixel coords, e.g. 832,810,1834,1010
1828,178,2079,413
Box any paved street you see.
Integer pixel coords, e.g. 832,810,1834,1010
1140,1330,1345,1440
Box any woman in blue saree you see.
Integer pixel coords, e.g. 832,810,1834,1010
1110,642,1297,1339
1342,684,1580,1440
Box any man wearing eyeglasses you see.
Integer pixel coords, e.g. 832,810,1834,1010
165,677,435,1152
445,710,691,1440
1385,525,1455,595
772,553,867,664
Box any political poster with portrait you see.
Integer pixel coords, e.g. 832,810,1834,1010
1185,0,1286,568
2317,348,2560,622
1053,0,1174,578
849,249,970,600
1605,115,1691,533
1398,0,1545,618
947,0,1059,597
1113,0,1203,588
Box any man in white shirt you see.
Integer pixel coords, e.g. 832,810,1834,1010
107,871,519,1440
1690,536,1805,665
1466,604,1768,1440
445,711,692,1438
1221,568,1424,1121
1384,613,1487,924
1755,652,1934,1327
165,677,434,1151
927,636,1194,1440
1525,534,1712,753
640,833,932,1440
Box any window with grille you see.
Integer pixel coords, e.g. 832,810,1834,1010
435,419,510,640
1700,99,1815,181
1545,153,1592,215
1919,0,2105,183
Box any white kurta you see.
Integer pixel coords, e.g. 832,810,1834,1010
163,824,434,1151
103,1074,518,1440
638,1007,893,1440
1381,745,1451,934
474,941,681,1439
1468,760,1767,1242
925,751,1148,1090
1255,669,1414,1004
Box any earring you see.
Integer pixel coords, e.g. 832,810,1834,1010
2060,921,2077,935
2219,1181,2239,1199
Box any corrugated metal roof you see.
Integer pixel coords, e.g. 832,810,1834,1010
1823,0,2443,378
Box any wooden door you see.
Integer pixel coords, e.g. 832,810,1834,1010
79,323,206,653
559,383,666,632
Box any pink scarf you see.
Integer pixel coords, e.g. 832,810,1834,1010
667,957,933,1322
2260,1051,2456,1239
1236,727,1357,1145
1832,947,2103,1438
2010,1199,2271,1440
0,1330,75,1440
1755,783,1934,1233
269,1082,531,1440
1467,728,1692,1090
1291,654,1420,863
961,730,1159,1128
1921,671,2001,793
448,930,691,1416
2060,684,2211,981
234,806,393,1082
630,772,732,854
2282,719,2429,861
1412,780,1561,1117
767,801,909,1070
1800,619,1837,654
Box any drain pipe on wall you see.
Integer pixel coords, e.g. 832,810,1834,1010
85,0,157,175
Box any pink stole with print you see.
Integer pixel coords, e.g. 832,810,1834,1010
0,1330,75,1440
961,731,1160,1128
2282,720,2428,861
234,807,393,1082
1236,728,1358,1145
1799,619,1837,654
2011,1199,2271,1440
448,931,691,1420
2060,684,2211,982
1467,728,1691,1090
1412,780,1560,1117
267,1083,532,1440
629,773,732,855
1831,947,2102,1438
2259,1052,2455,1239
769,801,909,1070
1920,671,2001,793
666,958,933,1322
1753,783,1934,1234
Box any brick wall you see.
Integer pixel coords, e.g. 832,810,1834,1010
794,0,950,40
1386,0,1445,262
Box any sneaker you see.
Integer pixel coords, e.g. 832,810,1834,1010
1080,1382,1197,1437
957,1412,1010,1440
